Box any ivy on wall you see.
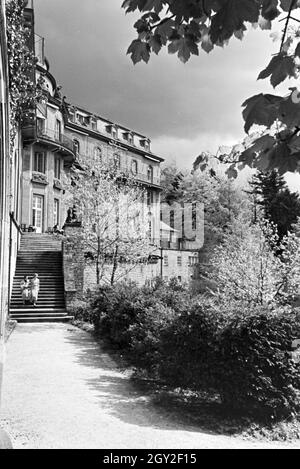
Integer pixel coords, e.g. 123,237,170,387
6,0,44,151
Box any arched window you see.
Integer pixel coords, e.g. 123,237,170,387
131,159,138,175
114,153,121,170
73,139,80,154
94,146,102,160
147,165,153,182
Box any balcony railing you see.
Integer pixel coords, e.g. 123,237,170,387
135,172,161,187
37,126,75,155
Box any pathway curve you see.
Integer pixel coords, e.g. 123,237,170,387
0,323,298,449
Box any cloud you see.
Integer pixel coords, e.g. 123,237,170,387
34,1,290,167
153,133,242,168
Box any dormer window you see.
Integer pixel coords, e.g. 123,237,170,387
76,113,89,126
123,132,133,145
91,119,97,131
140,138,150,151
106,124,117,139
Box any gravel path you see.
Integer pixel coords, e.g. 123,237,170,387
0,323,298,449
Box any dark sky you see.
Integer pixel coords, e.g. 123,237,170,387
34,0,299,188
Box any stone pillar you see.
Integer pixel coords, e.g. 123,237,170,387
62,222,84,311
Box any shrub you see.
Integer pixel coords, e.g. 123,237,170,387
158,300,300,419
84,280,300,420
214,306,300,419
67,297,92,322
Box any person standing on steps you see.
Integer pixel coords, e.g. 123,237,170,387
30,274,40,307
20,276,30,305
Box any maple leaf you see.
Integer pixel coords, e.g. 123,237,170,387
261,0,280,20
210,0,260,44
258,53,296,87
242,94,282,133
239,135,276,167
168,37,198,63
143,0,164,14
280,0,300,11
279,93,300,127
295,42,300,57
267,142,300,174
127,39,150,64
149,34,162,54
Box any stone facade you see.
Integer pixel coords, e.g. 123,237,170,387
62,223,85,310
15,3,205,303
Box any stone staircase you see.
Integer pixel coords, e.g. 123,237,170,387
10,233,73,323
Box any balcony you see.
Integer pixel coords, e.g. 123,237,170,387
135,172,161,188
36,126,76,164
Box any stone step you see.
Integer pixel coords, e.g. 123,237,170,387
11,316,73,324
10,305,66,309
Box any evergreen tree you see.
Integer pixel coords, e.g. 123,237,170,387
249,170,300,239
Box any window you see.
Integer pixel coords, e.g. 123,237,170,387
37,117,45,135
94,147,102,160
189,256,198,266
147,190,153,206
131,160,138,175
114,153,121,170
32,195,44,233
170,210,175,229
33,152,46,173
178,276,182,282
192,202,197,231
147,165,153,182
140,139,150,151
177,256,182,266
91,119,97,131
54,156,61,180
53,199,59,226
112,127,117,139
55,119,61,141
73,139,80,154
164,255,168,267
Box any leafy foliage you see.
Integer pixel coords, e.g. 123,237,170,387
6,0,44,150
65,153,155,285
122,0,300,174
84,280,300,419
160,162,252,293
210,219,300,305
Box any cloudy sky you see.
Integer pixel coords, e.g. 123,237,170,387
34,0,296,180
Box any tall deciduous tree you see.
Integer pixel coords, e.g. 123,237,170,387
66,155,156,286
122,0,300,175
210,219,300,305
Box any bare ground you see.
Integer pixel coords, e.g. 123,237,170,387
0,323,299,449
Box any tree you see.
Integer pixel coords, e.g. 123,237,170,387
160,163,252,292
249,170,300,239
66,154,156,286
122,0,300,175
160,163,185,204
6,0,44,150
210,219,300,305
